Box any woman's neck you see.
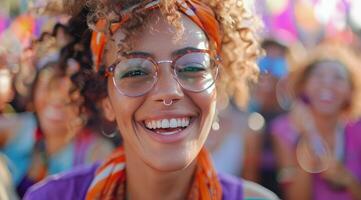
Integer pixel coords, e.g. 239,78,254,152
311,110,340,140
42,128,76,155
124,147,196,200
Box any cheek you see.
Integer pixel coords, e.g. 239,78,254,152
196,89,217,115
107,80,145,133
303,79,315,97
336,83,352,102
336,82,351,93
34,89,47,113
65,104,79,120
189,87,217,136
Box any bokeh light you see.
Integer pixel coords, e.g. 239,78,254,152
265,0,289,15
296,134,332,173
248,112,265,132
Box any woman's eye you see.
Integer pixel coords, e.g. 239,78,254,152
120,69,148,78
334,74,347,81
178,64,206,73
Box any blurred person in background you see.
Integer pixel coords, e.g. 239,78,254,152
0,29,114,197
0,153,18,200
0,49,18,197
9,22,72,113
52,23,73,49
271,44,361,200
242,37,290,196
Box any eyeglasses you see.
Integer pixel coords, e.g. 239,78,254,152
106,49,220,97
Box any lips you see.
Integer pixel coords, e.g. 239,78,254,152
319,90,334,101
140,115,196,143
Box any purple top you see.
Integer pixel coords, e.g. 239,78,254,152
24,163,244,200
271,115,361,200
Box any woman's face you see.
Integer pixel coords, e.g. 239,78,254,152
104,12,216,171
34,67,81,136
304,61,352,117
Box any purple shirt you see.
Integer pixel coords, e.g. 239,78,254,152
271,116,361,200
24,163,244,200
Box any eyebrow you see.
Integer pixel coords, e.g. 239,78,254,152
171,47,207,57
124,47,208,58
124,51,152,57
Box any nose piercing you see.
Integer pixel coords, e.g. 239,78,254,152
163,99,173,106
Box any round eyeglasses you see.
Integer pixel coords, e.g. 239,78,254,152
106,49,220,97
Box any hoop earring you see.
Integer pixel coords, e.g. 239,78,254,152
100,120,118,138
101,128,118,138
163,99,173,106
212,115,220,131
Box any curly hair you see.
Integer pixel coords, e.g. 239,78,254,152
58,0,262,117
290,44,361,120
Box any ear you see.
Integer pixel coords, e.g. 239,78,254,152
101,97,116,121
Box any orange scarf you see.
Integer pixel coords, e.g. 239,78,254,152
90,0,222,73
85,147,222,200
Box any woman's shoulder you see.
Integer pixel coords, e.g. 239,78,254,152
218,173,278,200
24,163,99,200
242,180,279,200
346,120,361,143
218,173,243,199
346,120,361,133
0,154,18,200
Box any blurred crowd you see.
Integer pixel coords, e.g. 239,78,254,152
207,40,361,200
1,0,361,199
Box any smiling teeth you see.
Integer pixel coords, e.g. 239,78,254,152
145,118,190,129
319,90,333,101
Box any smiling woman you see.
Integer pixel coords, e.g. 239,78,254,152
271,44,361,200
24,0,278,199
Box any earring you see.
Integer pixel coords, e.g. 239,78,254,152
163,99,173,106
101,128,118,138
212,115,220,131
100,120,118,138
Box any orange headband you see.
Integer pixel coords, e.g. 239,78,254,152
91,0,222,72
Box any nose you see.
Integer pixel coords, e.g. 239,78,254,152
149,62,184,105
319,74,334,87
49,78,70,105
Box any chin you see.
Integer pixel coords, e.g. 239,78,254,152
145,157,193,172
142,144,201,172
312,103,342,117
313,108,339,117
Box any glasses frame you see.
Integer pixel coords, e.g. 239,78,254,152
106,49,220,97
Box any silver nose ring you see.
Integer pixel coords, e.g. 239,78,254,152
163,99,173,106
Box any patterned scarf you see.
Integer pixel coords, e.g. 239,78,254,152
86,147,222,200
90,0,222,73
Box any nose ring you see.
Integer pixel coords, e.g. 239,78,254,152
163,99,173,106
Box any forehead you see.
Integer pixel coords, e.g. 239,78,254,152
312,61,348,76
109,11,208,59
37,67,65,86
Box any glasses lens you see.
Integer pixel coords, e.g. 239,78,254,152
174,52,217,92
113,58,156,96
